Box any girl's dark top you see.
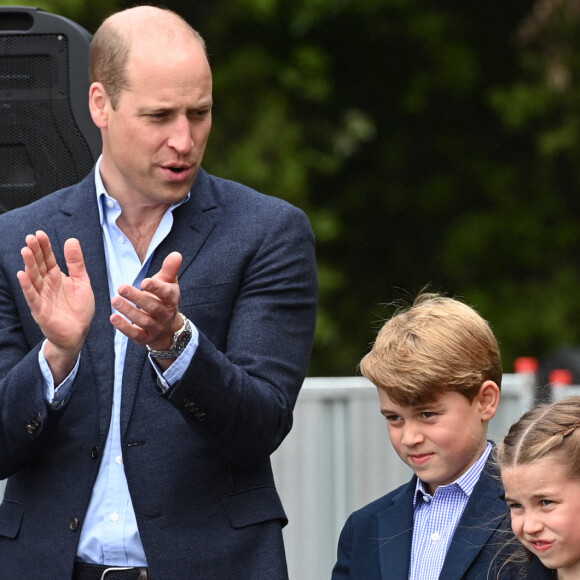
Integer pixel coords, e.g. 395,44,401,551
526,557,557,580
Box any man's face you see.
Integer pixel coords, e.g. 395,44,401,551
93,35,212,208
379,389,489,495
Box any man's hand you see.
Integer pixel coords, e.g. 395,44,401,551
17,231,95,382
110,251,183,352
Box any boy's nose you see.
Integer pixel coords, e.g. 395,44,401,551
400,425,424,446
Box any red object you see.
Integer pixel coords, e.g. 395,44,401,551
514,356,539,374
549,368,573,386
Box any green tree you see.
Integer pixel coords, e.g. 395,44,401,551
9,0,576,377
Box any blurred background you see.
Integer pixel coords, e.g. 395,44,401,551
3,0,580,377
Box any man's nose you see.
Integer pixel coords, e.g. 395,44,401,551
168,117,194,154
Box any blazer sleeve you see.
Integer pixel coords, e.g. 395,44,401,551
167,201,318,466
0,227,62,478
332,515,353,580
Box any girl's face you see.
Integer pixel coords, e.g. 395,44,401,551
502,457,580,576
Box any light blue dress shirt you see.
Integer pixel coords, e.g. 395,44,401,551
41,158,199,565
408,442,492,580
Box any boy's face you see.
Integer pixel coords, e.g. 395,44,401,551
379,385,496,495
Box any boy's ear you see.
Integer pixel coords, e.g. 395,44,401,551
476,380,500,421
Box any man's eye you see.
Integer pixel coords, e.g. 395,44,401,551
191,109,210,118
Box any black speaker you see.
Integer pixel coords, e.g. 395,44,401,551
0,7,101,213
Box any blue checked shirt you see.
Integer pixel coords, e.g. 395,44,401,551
40,158,199,565
408,442,492,580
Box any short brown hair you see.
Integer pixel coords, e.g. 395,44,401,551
89,6,207,110
359,293,502,406
498,395,580,477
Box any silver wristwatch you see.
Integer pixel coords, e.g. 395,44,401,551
146,316,193,360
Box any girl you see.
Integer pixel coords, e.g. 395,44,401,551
497,396,580,580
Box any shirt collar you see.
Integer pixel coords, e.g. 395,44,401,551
413,441,492,506
93,155,191,226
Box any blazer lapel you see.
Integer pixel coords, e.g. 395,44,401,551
438,458,507,578
146,168,218,278
53,171,116,440
377,479,416,580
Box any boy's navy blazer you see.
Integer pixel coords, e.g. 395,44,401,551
0,168,318,579
332,454,517,579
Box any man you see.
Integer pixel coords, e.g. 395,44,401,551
0,6,317,580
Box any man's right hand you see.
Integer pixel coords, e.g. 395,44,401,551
17,230,95,383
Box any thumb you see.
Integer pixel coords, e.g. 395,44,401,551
154,251,183,283
64,238,90,282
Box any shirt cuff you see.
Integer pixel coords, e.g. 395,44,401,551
39,339,80,410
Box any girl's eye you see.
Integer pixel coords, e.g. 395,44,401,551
507,502,522,510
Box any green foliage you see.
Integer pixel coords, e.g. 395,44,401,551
12,0,580,377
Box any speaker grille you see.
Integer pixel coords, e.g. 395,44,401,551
0,34,95,213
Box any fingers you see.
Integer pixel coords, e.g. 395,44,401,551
28,231,58,275
19,231,57,293
110,290,178,346
110,252,183,346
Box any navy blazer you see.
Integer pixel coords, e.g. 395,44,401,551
332,456,519,579
0,168,318,579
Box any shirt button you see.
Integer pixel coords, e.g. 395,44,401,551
107,200,114,208
111,512,119,522
431,532,440,542
116,455,123,465
422,495,430,502
118,235,125,244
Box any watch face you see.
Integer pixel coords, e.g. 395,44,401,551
173,321,193,354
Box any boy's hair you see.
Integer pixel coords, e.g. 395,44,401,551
359,293,502,406
497,395,580,477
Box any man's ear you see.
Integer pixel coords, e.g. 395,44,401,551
476,380,500,421
89,82,110,129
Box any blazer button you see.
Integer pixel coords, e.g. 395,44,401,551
194,411,206,422
69,517,80,532
26,413,42,434
182,398,197,412
91,446,99,459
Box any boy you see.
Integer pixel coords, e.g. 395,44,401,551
331,293,518,579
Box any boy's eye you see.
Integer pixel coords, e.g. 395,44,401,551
385,415,402,423
421,412,437,419
540,499,554,507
